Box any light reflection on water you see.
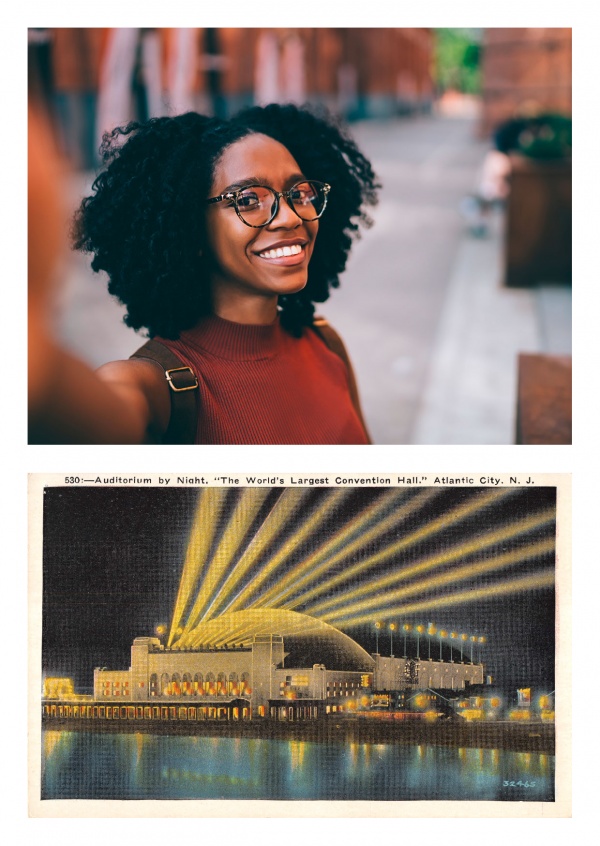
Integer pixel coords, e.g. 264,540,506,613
41,731,554,801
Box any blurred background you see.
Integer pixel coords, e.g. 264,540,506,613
28,27,572,445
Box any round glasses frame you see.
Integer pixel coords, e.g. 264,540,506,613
206,180,331,228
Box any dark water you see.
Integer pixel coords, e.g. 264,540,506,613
41,731,554,801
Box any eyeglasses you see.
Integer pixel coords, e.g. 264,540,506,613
207,180,331,228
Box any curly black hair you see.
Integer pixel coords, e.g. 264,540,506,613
73,103,379,338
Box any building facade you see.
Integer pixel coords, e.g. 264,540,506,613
374,654,484,692
91,635,484,719
479,28,572,138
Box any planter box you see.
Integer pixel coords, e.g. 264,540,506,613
505,155,571,287
515,354,571,444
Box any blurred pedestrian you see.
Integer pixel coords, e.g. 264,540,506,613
47,28,105,169
65,104,379,444
461,106,572,237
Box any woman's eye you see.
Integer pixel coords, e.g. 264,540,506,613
292,187,316,204
237,192,261,208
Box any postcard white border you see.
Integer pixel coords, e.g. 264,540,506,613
29,472,571,818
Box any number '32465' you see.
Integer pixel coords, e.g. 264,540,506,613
503,780,536,788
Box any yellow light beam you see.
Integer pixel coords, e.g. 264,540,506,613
190,618,255,649
334,570,555,629
285,489,518,611
185,608,326,650
208,614,307,649
192,488,272,623
250,489,403,608
167,488,229,647
225,488,351,614
305,507,555,617
174,489,310,644
321,536,554,624
253,489,421,609
202,488,314,621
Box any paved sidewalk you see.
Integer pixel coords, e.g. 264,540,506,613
410,212,571,444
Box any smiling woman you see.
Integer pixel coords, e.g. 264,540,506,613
57,104,379,445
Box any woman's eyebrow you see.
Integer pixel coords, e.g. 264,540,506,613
223,173,307,192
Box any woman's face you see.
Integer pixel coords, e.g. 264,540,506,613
205,133,319,309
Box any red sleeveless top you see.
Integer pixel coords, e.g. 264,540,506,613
156,314,368,445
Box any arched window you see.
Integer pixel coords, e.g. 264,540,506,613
229,672,239,695
149,674,158,696
241,672,251,695
194,673,203,695
160,672,170,696
205,672,216,696
171,673,181,696
217,672,227,696
182,673,192,695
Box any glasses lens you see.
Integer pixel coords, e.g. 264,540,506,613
289,181,327,220
236,186,276,226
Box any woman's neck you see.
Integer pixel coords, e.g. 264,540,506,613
212,290,279,325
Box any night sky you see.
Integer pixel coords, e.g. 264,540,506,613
41,485,556,699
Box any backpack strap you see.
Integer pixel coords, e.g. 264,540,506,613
130,340,199,445
312,317,371,443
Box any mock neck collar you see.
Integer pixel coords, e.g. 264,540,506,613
178,313,286,361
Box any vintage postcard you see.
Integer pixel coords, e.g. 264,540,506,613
29,473,570,817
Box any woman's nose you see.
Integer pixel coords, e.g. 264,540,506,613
268,195,301,228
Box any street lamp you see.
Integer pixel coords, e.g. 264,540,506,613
478,635,486,663
402,623,412,658
427,623,437,660
439,630,448,661
416,624,425,659
470,635,477,663
389,623,397,657
374,621,382,655
450,632,457,662
460,633,468,661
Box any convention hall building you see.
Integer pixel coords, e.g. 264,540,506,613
85,610,484,721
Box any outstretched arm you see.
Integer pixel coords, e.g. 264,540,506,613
29,313,170,444
28,103,170,445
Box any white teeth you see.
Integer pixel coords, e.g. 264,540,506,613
259,244,303,259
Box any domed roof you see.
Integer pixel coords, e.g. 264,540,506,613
172,608,374,672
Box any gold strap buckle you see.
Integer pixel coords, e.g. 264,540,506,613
165,366,198,392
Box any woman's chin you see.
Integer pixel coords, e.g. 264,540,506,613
276,280,308,298
269,268,309,297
